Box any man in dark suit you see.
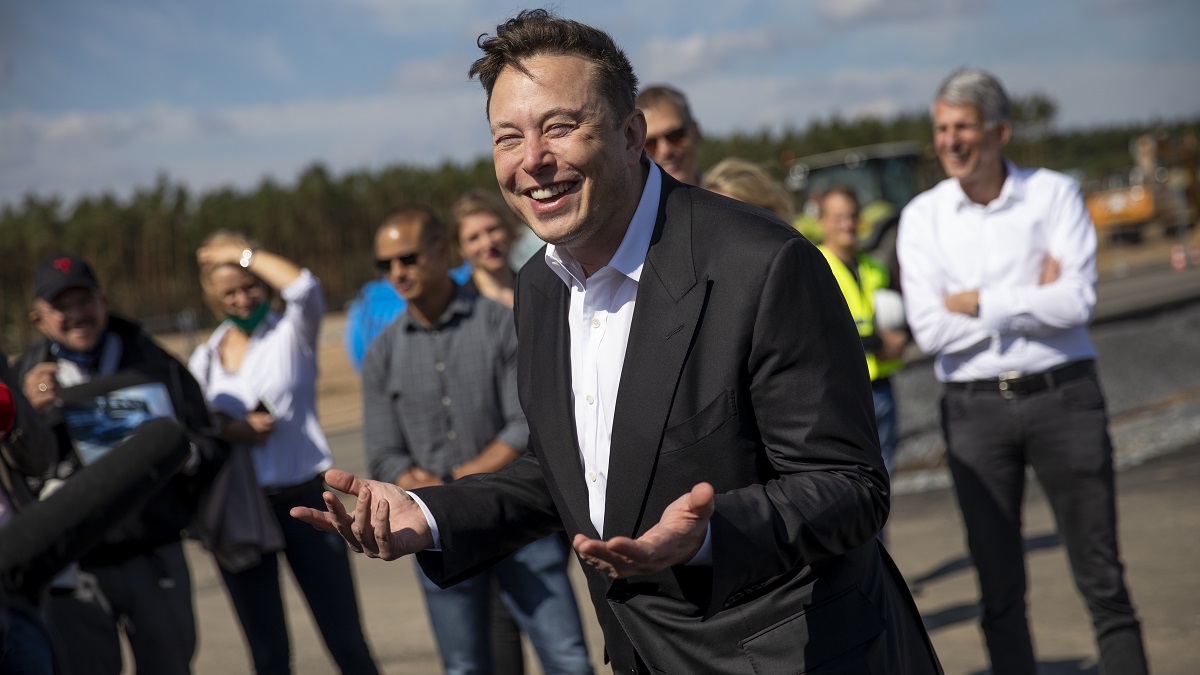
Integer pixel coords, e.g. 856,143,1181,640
294,9,941,674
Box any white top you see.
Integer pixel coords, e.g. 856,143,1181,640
897,161,1098,382
544,162,662,538
188,269,333,488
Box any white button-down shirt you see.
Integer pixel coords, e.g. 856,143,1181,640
544,162,661,537
897,161,1098,382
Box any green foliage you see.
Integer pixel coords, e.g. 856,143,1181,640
3,98,1198,353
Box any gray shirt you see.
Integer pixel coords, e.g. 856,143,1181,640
362,284,527,483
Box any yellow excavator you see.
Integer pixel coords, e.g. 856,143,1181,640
1085,131,1198,243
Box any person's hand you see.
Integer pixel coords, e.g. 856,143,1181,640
290,469,433,560
877,329,909,361
944,290,980,317
573,482,714,579
196,242,247,272
245,411,274,443
23,363,60,413
1040,255,1061,285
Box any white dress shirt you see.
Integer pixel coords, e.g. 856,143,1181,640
897,161,1098,382
543,162,661,537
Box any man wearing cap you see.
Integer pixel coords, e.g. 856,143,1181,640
16,254,222,675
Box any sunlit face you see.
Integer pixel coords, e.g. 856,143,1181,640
819,192,860,253
375,222,448,303
933,100,1010,191
489,54,646,265
32,287,109,352
642,101,701,185
209,265,267,319
457,212,511,275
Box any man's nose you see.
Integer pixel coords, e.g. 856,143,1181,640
522,134,553,174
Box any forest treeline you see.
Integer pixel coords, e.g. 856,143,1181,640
3,96,1198,353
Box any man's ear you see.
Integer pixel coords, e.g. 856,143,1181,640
997,120,1012,146
624,109,648,162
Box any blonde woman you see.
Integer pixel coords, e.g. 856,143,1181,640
189,232,378,675
451,190,521,308
701,157,796,222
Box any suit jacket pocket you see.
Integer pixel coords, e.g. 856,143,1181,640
661,387,737,455
738,586,885,674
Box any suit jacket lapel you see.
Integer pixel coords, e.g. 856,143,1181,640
603,179,708,539
527,267,600,540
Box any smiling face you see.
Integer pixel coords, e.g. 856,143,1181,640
457,211,512,275
489,54,647,271
32,287,109,352
933,100,1010,200
208,265,267,319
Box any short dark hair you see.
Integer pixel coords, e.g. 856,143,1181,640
636,85,694,126
468,9,639,125
380,206,446,248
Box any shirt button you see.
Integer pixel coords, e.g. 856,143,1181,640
447,430,457,440
441,396,451,406
591,318,600,328
588,472,597,482
585,394,595,405
434,362,445,372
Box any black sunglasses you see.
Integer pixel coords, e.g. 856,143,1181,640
643,125,690,154
374,252,421,271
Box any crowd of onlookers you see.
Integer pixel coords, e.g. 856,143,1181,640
0,10,1149,674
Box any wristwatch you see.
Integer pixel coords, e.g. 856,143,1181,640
239,248,255,268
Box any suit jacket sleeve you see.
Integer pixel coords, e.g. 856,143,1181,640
708,236,889,608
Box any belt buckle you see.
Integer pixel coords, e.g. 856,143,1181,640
997,370,1023,399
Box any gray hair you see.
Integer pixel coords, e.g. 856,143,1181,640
934,68,1010,128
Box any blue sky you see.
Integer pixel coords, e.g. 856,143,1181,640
2,0,1197,208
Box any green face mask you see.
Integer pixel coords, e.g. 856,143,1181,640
225,301,270,334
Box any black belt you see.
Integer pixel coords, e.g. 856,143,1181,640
945,360,1095,398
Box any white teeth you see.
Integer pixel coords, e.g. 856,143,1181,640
529,183,571,200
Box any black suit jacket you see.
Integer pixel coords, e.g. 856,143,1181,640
417,174,940,674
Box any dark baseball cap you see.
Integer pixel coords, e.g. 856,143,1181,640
33,255,101,301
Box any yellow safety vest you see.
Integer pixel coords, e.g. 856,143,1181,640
817,245,904,381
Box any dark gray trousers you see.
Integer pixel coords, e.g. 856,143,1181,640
941,371,1147,675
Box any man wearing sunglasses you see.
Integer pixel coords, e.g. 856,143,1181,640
343,214,472,372
359,206,593,675
636,84,704,185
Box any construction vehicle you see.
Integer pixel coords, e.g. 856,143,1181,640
1084,132,1199,243
785,141,942,281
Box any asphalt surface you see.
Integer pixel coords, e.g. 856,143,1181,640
176,293,1200,674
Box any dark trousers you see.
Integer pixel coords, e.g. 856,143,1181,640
941,372,1147,675
218,481,379,675
46,541,195,675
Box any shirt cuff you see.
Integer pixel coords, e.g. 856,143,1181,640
406,492,442,551
685,523,713,566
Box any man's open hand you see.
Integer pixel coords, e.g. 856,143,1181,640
290,469,434,560
573,482,714,579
